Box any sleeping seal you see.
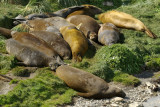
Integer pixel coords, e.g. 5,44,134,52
56,65,126,99
6,39,63,70
30,31,72,59
98,10,157,38
60,26,88,62
67,15,100,41
98,23,120,45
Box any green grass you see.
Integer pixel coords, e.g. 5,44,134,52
0,3,23,28
0,68,76,107
0,55,16,74
12,66,30,77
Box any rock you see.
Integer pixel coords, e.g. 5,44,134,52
111,97,124,102
129,102,144,107
145,82,159,93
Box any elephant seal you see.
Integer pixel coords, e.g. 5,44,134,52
30,31,72,60
6,39,63,70
23,17,73,36
56,65,126,99
11,31,58,58
67,15,100,41
13,5,85,25
98,10,157,38
67,4,103,18
98,23,120,45
60,26,88,62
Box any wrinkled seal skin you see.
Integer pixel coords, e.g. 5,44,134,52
23,17,73,37
30,31,72,60
67,4,103,18
98,10,157,39
6,39,63,70
67,15,100,41
56,65,126,99
98,23,120,46
11,32,58,58
60,26,88,62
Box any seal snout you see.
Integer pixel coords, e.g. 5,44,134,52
115,88,126,98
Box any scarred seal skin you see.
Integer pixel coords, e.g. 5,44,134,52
67,15,100,41
98,10,157,38
30,31,72,60
67,4,103,18
56,65,126,99
6,39,63,70
98,23,120,46
60,26,88,62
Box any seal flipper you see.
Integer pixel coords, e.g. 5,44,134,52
0,27,12,38
144,27,157,39
77,92,95,98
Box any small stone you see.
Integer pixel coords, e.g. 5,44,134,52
111,97,124,102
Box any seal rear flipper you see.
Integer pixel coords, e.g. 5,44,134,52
0,27,12,38
145,27,157,39
16,62,27,66
77,92,95,98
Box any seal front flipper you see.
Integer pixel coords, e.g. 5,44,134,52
77,92,95,98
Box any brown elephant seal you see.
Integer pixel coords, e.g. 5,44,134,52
30,31,72,60
11,31,58,58
98,10,157,39
6,39,64,70
67,15,100,41
98,23,120,45
60,26,88,62
67,4,103,18
56,65,126,99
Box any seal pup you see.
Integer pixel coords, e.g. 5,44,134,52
98,10,157,38
6,39,63,70
56,65,126,99
98,23,120,45
60,26,88,62
30,31,72,59
67,15,100,41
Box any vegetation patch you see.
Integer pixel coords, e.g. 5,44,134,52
9,79,19,84
95,44,144,74
11,23,30,32
0,40,7,54
0,55,16,74
0,68,76,107
0,3,23,28
113,71,141,86
12,66,30,77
